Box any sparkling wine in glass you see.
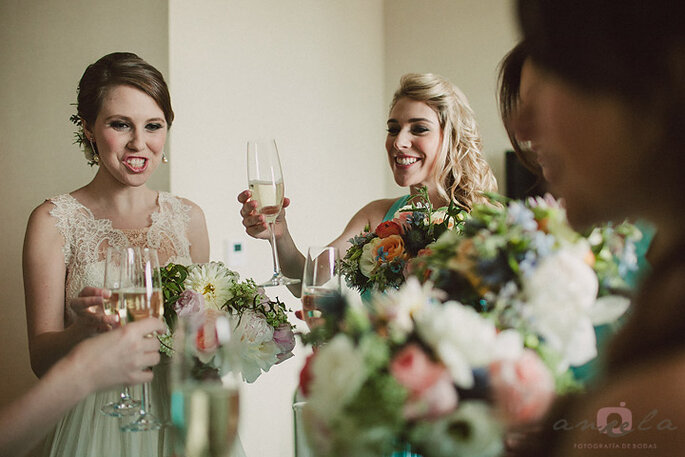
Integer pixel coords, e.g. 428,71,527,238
100,247,141,417
247,139,300,287
120,247,164,432
171,315,241,457
301,246,340,331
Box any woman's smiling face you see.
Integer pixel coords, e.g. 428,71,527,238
385,97,443,189
86,84,167,187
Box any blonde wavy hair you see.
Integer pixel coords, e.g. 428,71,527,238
391,73,497,211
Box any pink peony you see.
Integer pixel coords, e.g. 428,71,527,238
490,349,555,426
273,323,296,363
174,289,205,318
390,344,458,420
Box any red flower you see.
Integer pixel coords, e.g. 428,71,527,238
375,220,403,238
299,353,317,397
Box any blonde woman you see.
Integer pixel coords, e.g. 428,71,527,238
238,73,497,294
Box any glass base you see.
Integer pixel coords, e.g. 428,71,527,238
260,272,300,287
100,397,141,417
120,412,162,432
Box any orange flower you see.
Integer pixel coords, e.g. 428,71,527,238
375,220,403,238
374,234,407,263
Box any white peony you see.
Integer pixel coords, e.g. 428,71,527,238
371,277,439,341
229,310,279,383
184,262,238,310
523,247,599,369
415,301,522,389
308,334,368,421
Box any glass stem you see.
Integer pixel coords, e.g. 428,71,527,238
121,385,132,400
269,221,281,276
140,381,150,416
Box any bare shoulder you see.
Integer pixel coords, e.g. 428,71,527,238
25,200,62,238
557,351,685,457
354,198,398,223
328,198,398,251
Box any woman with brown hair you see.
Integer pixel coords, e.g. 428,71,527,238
23,52,210,456
511,0,685,455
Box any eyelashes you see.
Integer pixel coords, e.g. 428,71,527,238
386,125,431,136
107,121,165,132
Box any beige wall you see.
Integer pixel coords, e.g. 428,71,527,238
384,0,519,192
168,1,386,456
0,0,169,454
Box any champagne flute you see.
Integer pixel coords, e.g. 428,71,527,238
247,139,300,287
120,247,164,432
100,246,141,416
301,246,340,331
171,314,241,457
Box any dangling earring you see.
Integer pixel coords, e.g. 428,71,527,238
88,137,99,165
162,153,169,164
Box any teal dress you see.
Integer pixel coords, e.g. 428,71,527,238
571,220,655,383
384,195,411,222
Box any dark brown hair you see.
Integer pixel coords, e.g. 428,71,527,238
77,52,174,128
496,41,544,177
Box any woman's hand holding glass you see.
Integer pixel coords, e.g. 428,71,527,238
238,190,291,241
69,287,118,334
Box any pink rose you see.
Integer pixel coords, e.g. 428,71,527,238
403,371,458,420
174,289,205,318
390,344,458,420
490,349,555,426
273,324,296,363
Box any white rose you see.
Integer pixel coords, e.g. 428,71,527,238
523,248,599,368
359,238,382,278
229,311,279,383
308,334,367,421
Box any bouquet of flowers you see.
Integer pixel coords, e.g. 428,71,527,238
409,194,642,382
298,280,556,457
159,261,295,383
340,188,467,294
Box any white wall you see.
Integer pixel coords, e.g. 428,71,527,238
168,1,386,456
0,2,169,456
384,0,520,191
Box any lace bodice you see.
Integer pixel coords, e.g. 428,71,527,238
48,192,193,324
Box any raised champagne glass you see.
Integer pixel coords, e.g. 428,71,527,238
120,247,164,432
247,139,300,287
100,246,141,416
171,314,241,457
